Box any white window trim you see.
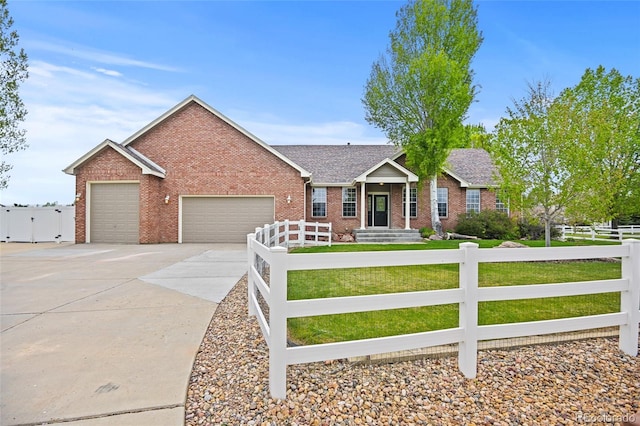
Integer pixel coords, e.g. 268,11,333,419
312,187,327,218
496,194,509,215
342,187,357,218
466,189,481,213
402,186,417,218
437,187,449,218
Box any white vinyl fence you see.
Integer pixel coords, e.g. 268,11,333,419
557,225,640,242
1,206,75,243
247,226,640,399
252,220,332,248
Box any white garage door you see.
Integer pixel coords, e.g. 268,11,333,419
90,183,139,243
182,197,274,243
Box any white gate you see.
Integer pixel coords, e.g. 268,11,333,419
1,206,75,243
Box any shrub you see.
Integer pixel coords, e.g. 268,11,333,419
419,227,435,238
454,211,517,240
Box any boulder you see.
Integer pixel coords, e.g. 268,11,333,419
496,241,528,248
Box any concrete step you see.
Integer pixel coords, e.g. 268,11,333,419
353,229,423,243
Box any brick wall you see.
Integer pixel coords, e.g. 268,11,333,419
75,101,306,243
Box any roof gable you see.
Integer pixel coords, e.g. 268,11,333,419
354,158,418,184
123,95,311,178
63,139,166,177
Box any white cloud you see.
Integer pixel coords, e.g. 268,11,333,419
26,40,182,72
233,114,388,146
0,60,182,206
1,60,387,205
92,67,123,77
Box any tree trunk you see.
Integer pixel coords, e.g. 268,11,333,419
544,217,551,247
430,175,443,236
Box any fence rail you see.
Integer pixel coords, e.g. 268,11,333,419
252,219,331,248
247,225,640,399
557,225,640,242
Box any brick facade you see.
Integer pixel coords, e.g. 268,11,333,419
69,96,500,244
73,101,306,243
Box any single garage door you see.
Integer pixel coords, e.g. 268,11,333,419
90,183,139,243
182,197,274,243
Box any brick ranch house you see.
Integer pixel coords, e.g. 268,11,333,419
64,95,505,244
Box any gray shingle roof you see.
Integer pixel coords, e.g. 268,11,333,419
272,145,497,186
446,148,497,187
272,145,400,184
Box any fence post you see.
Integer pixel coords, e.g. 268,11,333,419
247,232,257,317
269,246,288,399
300,219,306,247
620,239,640,356
459,242,479,378
284,219,289,247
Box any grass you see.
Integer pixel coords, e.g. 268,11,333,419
291,238,618,254
286,240,622,345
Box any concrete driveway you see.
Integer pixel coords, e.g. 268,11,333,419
0,242,247,426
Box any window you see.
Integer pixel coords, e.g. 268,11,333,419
466,189,480,213
496,193,509,215
402,186,417,217
437,187,448,217
312,187,327,217
342,187,356,217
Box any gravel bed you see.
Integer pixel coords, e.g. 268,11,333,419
186,276,639,425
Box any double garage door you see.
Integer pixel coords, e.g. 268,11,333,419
89,183,274,243
182,197,274,243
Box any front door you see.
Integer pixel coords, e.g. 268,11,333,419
367,194,389,227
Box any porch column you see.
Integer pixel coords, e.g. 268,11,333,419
405,179,411,229
360,181,366,229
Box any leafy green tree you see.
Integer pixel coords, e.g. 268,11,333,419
553,66,640,226
0,0,28,189
463,123,490,149
362,0,482,236
491,80,580,247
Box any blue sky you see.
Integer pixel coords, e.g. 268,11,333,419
3,0,639,206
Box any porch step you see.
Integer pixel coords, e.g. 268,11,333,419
353,229,423,243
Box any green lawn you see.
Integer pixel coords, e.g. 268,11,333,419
287,241,621,345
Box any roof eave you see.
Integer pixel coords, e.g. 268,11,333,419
63,139,114,175
62,139,166,178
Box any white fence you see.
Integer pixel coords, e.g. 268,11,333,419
247,226,640,399
1,206,75,243
253,220,332,248
557,225,640,242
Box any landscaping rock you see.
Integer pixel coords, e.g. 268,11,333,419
496,241,528,248
186,276,639,425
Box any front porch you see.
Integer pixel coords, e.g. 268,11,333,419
355,158,420,232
